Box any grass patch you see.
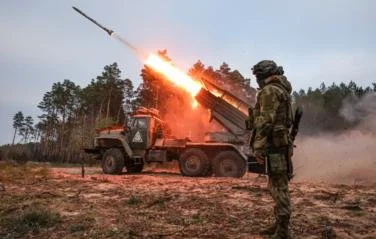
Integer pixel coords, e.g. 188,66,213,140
146,196,172,208
192,213,204,224
349,211,366,217
0,161,50,183
69,216,95,233
0,207,61,237
70,223,87,233
180,213,205,226
151,198,167,207
0,194,32,216
127,195,142,206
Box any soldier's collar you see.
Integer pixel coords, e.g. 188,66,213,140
264,75,278,85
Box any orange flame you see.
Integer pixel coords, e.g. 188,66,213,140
192,99,199,108
144,53,247,113
145,53,202,97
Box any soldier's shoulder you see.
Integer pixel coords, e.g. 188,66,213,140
260,84,282,95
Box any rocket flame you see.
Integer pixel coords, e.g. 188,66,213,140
144,53,248,113
192,100,199,108
145,54,202,97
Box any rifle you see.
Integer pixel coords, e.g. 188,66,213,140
291,106,303,142
287,106,303,180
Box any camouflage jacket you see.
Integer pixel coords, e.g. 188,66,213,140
252,75,293,156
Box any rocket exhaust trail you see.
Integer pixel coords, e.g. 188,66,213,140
72,6,145,58
110,32,146,58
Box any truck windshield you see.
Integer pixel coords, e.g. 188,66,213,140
133,118,147,129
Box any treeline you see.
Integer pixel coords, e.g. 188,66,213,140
8,63,133,162
9,51,375,162
9,51,254,162
293,81,376,134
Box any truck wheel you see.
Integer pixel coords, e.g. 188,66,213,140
214,151,246,178
102,148,124,175
179,148,211,177
126,162,144,173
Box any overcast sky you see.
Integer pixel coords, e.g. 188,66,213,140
1,0,375,145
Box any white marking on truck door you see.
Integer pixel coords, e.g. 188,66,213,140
132,131,143,143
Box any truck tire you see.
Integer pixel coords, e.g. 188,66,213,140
214,151,246,178
102,148,124,175
179,148,211,177
126,162,144,173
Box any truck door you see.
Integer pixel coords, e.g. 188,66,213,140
128,117,149,149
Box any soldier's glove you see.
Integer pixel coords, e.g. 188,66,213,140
254,151,265,165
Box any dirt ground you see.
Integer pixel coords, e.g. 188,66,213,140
0,162,375,239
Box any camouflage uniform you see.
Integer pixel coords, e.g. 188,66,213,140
251,61,293,238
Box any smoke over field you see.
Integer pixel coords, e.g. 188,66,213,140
340,92,376,133
294,92,376,185
293,132,376,185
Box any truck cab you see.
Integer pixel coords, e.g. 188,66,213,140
128,114,169,151
87,108,176,174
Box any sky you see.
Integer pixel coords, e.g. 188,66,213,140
0,0,375,145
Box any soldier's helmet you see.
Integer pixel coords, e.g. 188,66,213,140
252,60,279,79
252,60,285,80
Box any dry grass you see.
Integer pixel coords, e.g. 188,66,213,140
0,161,49,183
0,162,375,238
0,207,61,238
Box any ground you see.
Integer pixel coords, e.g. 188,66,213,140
0,162,375,239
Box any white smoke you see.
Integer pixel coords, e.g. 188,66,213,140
110,32,147,59
339,92,376,132
293,132,376,185
293,92,376,185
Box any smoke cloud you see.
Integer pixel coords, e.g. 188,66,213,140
293,92,376,185
163,97,223,142
293,132,376,185
339,92,376,132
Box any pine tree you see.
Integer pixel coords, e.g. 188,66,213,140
12,111,24,145
23,116,34,143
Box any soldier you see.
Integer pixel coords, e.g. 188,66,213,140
251,60,293,238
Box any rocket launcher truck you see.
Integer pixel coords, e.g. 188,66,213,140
85,83,265,178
